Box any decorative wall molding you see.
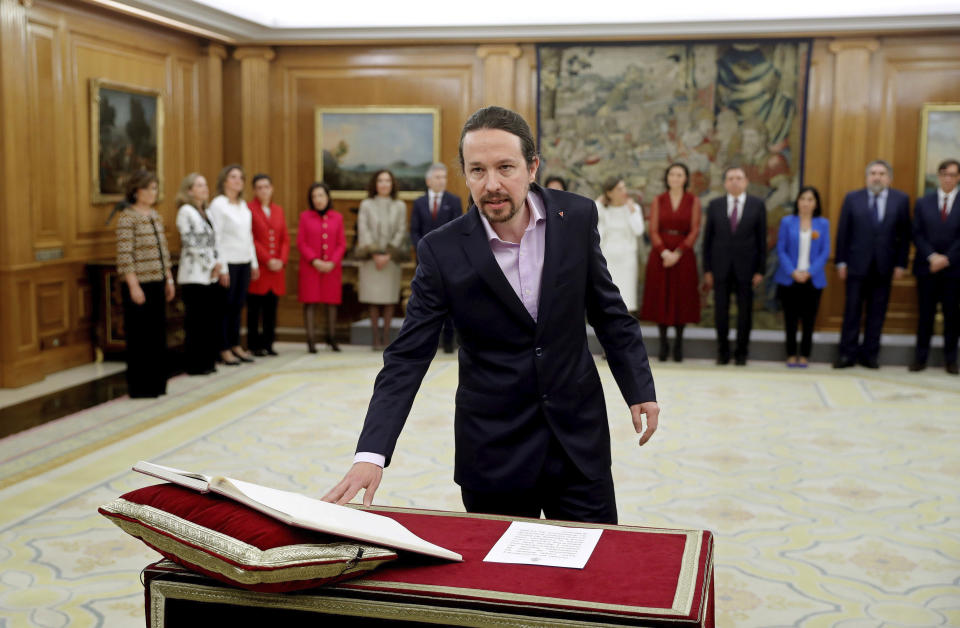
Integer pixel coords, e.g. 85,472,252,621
80,1,960,45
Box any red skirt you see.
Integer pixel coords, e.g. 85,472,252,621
640,233,700,325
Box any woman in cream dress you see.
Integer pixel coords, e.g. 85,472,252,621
595,177,646,312
356,169,408,349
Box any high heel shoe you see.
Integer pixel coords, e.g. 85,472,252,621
231,348,254,363
326,335,341,352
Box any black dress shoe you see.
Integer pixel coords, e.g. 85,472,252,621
266,348,278,356
735,356,747,366
442,340,454,354
716,352,730,365
833,357,855,369
252,348,268,357
947,363,959,375
858,357,879,369
908,362,927,372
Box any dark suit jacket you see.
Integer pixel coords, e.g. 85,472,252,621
913,191,960,278
410,191,463,249
356,184,656,492
702,194,767,281
834,188,911,277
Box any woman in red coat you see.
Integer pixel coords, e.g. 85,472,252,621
247,174,289,356
298,182,346,352
640,163,702,362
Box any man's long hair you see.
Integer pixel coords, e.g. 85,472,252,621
458,106,538,171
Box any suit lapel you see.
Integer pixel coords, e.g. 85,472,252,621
948,194,960,226
535,187,562,338
460,208,536,329
715,202,733,237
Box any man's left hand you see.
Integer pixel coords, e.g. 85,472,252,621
893,266,905,280
630,402,659,446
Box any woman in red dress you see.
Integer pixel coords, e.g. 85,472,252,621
640,163,702,362
298,182,346,353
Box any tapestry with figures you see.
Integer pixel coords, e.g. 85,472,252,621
538,41,810,325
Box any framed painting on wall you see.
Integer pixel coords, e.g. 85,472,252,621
315,107,440,200
90,78,163,204
917,103,960,197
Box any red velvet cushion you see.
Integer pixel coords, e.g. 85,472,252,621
99,484,397,592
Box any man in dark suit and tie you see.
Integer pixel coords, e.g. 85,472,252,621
702,166,767,365
833,159,912,369
909,158,960,375
324,106,659,524
410,163,463,353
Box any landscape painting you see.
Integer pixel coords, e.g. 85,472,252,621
917,103,960,197
315,107,440,200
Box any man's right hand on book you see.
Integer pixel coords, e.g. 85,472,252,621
322,462,383,506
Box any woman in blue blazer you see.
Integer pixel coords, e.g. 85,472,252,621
774,186,830,366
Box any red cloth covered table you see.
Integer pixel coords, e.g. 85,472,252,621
144,506,715,627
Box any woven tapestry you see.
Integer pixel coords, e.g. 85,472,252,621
538,41,810,323
539,41,809,213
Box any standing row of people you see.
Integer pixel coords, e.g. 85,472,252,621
833,158,959,374
116,165,352,397
555,157,957,372
548,165,820,366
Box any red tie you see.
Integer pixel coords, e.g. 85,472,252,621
730,198,739,232
431,196,438,220
943,196,949,223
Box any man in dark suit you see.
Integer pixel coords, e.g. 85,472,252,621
410,163,463,353
833,159,912,369
909,158,960,375
324,106,659,524
702,166,767,365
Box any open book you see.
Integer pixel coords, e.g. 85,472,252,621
133,461,462,562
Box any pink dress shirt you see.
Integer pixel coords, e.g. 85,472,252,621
354,190,548,468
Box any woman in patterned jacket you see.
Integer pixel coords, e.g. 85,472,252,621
116,170,175,397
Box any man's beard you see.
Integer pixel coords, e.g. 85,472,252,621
867,182,885,195
478,192,522,224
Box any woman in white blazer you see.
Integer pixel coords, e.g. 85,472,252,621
176,173,222,375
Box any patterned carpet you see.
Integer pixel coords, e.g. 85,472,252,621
0,345,958,627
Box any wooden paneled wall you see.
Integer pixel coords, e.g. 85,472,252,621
261,43,537,329
0,0,223,386
803,35,960,331
1,0,958,386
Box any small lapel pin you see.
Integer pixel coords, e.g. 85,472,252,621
558,210,564,218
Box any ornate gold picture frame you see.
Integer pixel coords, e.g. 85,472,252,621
90,78,164,204
917,103,960,198
315,106,440,200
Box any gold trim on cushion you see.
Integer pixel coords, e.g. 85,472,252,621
150,580,699,627
101,499,396,586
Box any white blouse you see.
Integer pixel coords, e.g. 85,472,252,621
797,228,812,272
207,195,258,269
